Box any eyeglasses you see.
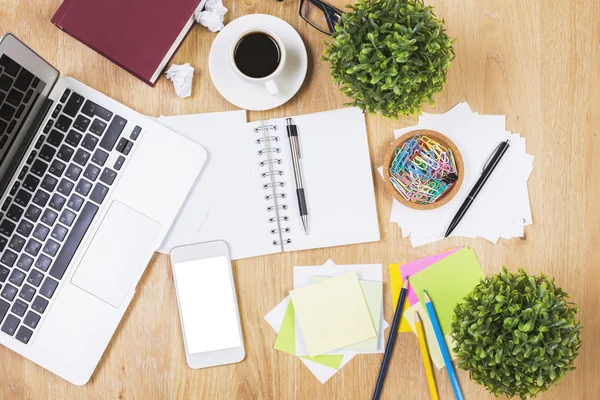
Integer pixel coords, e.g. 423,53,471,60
299,0,344,35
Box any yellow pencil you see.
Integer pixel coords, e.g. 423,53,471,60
415,312,439,400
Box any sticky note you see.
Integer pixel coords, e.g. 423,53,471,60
389,264,412,332
313,276,382,351
290,272,377,357
274,301,344,369
409,248,484,336
399,247,462,305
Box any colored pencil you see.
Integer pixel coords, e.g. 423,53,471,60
423,290,464,400
415,312,439,400
372,279,409,400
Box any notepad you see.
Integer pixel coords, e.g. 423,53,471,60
156,108,379,260
409,247,484,336
290,272,377,357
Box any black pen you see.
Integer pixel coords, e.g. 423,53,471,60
445,139,511,237
286,118,309,234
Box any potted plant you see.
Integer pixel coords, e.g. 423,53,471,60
323,0,454,118
452,267,582,398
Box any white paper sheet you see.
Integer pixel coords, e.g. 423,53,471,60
382,103,534,246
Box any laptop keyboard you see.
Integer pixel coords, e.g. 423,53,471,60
0,77,140,344
0,55,44,165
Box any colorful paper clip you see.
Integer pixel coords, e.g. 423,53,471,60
389,134,458,204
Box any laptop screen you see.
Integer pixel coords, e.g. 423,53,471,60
0,54,47,167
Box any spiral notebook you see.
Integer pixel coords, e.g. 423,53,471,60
156,108,380,260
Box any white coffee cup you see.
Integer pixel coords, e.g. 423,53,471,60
230,28,286,96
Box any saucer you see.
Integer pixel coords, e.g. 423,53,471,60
209,14,308,111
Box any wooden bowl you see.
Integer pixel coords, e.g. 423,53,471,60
382,129,464,210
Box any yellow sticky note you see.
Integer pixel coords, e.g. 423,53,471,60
389,264,412,332
274,301,344,370
290,272,377,357
313,276,383,352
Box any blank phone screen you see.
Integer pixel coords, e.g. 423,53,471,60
173,256,242,354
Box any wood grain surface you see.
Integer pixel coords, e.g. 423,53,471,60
1,0,599,399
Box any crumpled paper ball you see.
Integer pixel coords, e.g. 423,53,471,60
165,63,194,98
194,0,228,32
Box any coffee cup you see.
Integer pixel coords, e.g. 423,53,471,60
230,27,286,96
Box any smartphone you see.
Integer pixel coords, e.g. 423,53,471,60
170,241,245,369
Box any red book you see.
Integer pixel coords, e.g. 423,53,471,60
51,0,202,86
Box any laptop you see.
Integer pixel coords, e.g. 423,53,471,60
0,33,207,385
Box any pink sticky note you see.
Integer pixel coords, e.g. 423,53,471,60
399,247,463,305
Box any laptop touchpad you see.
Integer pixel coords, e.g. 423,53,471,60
72,201,162,308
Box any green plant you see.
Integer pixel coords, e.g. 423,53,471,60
323,0,454,118
452,267,582,399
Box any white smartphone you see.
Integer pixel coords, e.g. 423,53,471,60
170,241,245,369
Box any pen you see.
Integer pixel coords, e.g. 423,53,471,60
445,139,510,237
286,118,309,235
372,279,409,400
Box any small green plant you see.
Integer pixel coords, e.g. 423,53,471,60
323,0,454,118
452,267,582,399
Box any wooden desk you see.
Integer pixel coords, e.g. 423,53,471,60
1,0,599,399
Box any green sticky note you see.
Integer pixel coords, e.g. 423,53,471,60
409,248,484,336
274,301,344,370
274,301,297,355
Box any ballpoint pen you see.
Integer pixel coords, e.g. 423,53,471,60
445,139,510,237
286,118,309,234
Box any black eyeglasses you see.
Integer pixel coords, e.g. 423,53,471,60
299,0,344,35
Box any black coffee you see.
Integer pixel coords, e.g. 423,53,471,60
233,32,281,79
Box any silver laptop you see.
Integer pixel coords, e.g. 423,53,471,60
0,33,207,385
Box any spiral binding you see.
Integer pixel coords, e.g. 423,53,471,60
267,204,288,211
263,182,285,189
259,159,282,167
261,170,283,178
269,216,289,223
256,121,291,251
256,137,279,144
254,125,278,133
265,193,286,200
258,148,280,155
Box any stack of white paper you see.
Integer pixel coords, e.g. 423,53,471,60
264,261,388,384
381,102,534,246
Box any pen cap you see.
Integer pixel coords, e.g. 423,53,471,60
286,118,298,137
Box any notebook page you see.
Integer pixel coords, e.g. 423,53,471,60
266,108,380,252
155,111,279,260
